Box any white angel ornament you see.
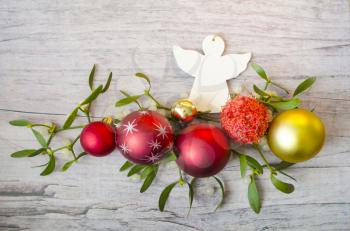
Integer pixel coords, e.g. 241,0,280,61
173,35,251,112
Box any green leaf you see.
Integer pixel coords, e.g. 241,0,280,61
9,120,31,127
101,72,112,93
159,181,178,212
89,64,96,90
63,107,79,129
81,85,103,105
61,160,75,172
31,128,47,147
140,165,154,179
238,154,248,178
120,161,133,172
187,178,195,216
293,77,316,97
135,73,151,89
127,165,146,177
271,174,295,194
11,149,36,158
246,155,263,175
248,175,261,214
213,176,225,211
272,161,294,170
140,166,158,193
251,63,269,82
253,85,270,97
28,148,46,157
162,151,177,163
40,154,56,176
115,95,142,107
269,98,301,110
61,152,86,172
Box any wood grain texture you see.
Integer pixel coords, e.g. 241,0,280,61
0,0,349,230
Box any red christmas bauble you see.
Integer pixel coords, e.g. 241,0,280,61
116,110,174,165
175,123,230,177
80,121,116,157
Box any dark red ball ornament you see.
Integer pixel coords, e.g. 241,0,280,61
116,110,174,165
80,121,116,157
175,123,230,177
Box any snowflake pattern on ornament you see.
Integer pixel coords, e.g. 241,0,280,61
120,143,130,153
153,122,169,139
123,119,138,135
142,151,162,163
148,139,161,150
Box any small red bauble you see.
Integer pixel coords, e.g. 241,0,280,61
175,123,230,177
80,121,116,157
116,110,174,165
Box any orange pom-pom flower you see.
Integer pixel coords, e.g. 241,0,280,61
220,96,269,144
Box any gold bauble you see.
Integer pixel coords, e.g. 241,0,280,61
171,99,197,122
267,108,325,163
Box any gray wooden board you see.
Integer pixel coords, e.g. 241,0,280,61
0,0,349,230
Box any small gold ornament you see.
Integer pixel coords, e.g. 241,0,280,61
171,99,197,122
268,109,325,163
102,116,114,125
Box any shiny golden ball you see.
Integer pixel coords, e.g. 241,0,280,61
268,109,325,163
171,99,197,122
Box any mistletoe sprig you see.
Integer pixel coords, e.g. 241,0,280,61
229,64,316,213
251,63,316,112
119,152,225,215
115,73,172,112
8,64,318,215
9,65,113,175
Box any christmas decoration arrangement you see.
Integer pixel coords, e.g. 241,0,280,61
8,35,325,214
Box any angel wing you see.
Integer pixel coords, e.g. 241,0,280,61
173,45,204,78
220,53,252,80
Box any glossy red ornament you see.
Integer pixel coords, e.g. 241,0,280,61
80,121,116,157
175,123,230,177
116,110,174,165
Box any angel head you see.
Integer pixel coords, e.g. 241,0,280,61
202,35,225,56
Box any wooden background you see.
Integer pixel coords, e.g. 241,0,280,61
0,0,349,230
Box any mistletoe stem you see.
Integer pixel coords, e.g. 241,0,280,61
86,104,92,123
31,124,51,129
72,135,81,146
71,148,77,159
197,114,219,122
263,81,270,90
271,82,289,94
135,100,143,110
52,146,69,153
157,105,171,111
86,112,92,123
253,143,274,173
56,125,85,132
47,133,54,146
145,91,170,110
178,167,185,186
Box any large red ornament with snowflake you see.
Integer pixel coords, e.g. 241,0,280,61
115,110,174,165
175,123,230,177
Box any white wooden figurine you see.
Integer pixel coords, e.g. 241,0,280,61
173,35,251,112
